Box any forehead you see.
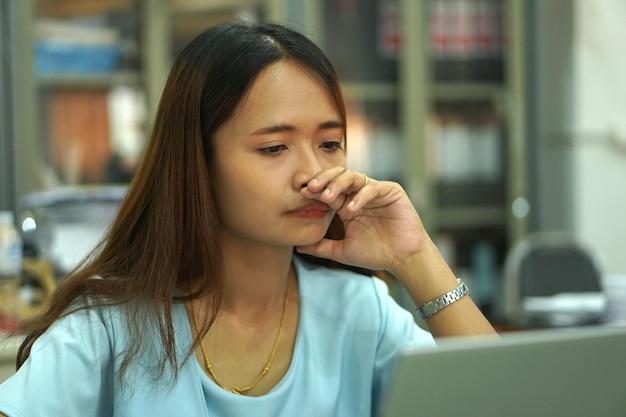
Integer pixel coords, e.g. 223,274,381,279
229,60,341,126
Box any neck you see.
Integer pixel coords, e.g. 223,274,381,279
218,239,295,317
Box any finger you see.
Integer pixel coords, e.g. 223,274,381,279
345,182,379,212
301,167,346,195
300,183,347,211
295,238,340,262
319,169,370,202
301,168,366,210
322,171,375,213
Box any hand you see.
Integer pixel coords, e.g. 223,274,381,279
298,168,498,337
297,168,430,275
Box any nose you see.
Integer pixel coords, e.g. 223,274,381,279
293,148,323,190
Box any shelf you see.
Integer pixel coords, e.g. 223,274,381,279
435,205,507,229
341,82,398,102
37,71,141,89
430,82,505,102
36,0,131,17
170,0,259,15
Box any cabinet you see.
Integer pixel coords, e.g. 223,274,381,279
399,0,529,312
27,0,172,185
399,0,529,309
16,0,263,189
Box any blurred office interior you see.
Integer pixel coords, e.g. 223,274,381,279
0,0,625,330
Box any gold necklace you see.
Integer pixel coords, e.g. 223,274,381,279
191,281,289,395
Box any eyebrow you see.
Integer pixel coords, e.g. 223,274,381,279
251,120,344,135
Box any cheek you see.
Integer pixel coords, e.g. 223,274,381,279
212,179,262,227
213,163,275,211
329,151,347,168
210,163,246,214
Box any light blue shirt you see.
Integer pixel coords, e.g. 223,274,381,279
0,256,435,417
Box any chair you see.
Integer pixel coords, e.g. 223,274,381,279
500,232,606,328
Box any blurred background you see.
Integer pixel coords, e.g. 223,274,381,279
0,0,625,330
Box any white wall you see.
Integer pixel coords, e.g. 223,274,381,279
572,0,626,274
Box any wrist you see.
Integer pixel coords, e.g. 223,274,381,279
388,238,461,306
415,278,470,320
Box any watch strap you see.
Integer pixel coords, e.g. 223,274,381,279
415,278,470,320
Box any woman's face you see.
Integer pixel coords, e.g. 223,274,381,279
211,59,346,250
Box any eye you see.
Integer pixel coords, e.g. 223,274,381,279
321,141,343,151
259,144,287,156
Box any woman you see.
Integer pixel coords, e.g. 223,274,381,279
0,22,495,416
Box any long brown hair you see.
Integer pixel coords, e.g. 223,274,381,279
17,22,347,383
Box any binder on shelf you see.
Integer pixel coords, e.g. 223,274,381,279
429,0,504,82
430,112,503,184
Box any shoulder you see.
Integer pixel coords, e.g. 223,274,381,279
24,300,126,368
46,302,112,347
35,298,188,361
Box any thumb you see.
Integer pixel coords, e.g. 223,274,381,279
295,238,341,261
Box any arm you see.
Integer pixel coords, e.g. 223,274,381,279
297,169,497,338
389,236,496,337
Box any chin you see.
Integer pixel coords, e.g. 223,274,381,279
294,234,327,247
290,227,330,247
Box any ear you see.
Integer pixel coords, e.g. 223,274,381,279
324,213,344,240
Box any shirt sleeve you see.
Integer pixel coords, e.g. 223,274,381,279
0,307,113,417
370,278,435,414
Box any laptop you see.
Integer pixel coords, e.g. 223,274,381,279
382,325,626,417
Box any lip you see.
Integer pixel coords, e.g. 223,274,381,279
286,202,331,219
